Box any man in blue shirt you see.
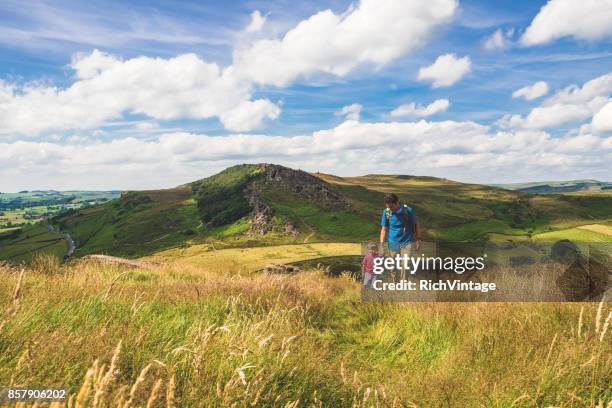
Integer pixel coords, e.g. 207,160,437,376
380,193,422,281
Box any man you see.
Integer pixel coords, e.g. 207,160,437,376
380,193,422,281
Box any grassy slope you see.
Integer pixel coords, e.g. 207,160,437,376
54,187,200,258
259,184,377,241
321,174,517,240
148,243,361,273
0,260,610,406
190,163,263,227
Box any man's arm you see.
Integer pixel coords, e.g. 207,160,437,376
380,226,387,244
380,209,388,244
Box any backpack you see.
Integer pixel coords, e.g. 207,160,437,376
385,204,416,234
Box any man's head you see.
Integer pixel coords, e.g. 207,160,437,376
384,193,401,211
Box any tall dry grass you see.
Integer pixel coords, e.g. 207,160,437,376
0,258,610,407
29,253,63,276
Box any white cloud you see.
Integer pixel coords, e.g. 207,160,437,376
1,120,610,191
0,50,279,135
71,50,119,79
0,1,459,136
499,72,612,129
592,101,612,132
512,81,549,100
417,54,471,88
483,28,514,50
521,0,612,46
246,11,266,33
496,114,524,130
336,103,363,121
523,103,596,128
390,99,450,117
545,72,612,105
219,100,281,132
233,0,458,87
499,99,608,130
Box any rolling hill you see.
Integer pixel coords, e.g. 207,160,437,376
1,163,610,263
493,179,612,194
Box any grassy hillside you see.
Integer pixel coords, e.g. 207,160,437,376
189,163,376,242
0,259,610,406
190,163,264,227
0,164,610,263
54,187,200,258
319,173,612,242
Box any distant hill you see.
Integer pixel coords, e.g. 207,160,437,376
0,190,121,209
1,164,611,262
0,190,121,232
493,180,612,194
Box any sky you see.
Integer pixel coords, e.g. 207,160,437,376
1,0,611,191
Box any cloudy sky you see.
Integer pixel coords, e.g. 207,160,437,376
1,0,611,191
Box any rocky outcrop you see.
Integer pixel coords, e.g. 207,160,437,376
257,164,348,209
243,164,350,235
245,184,273,235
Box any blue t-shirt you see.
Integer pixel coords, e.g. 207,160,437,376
381,204,417,251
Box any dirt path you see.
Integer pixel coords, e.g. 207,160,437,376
303,222,315,243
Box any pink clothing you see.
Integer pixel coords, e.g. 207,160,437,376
362,253,382,276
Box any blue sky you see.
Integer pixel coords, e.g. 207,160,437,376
0,0,611,190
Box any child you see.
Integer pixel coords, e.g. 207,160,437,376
362,242,382,288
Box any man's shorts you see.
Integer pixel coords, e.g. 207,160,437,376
388,243,412,281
